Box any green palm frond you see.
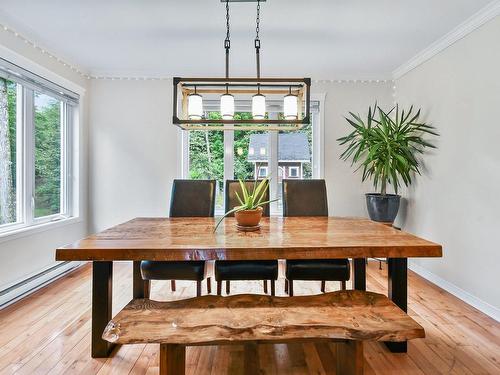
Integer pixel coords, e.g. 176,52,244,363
337,104,438,195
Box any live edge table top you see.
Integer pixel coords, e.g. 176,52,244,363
56,217,442,262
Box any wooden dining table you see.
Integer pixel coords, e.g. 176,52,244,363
55,216,442,358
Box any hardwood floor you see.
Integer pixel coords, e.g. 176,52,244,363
0,261,498,374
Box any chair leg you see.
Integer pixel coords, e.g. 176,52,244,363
143,280,151,299
217,281,222,296
196,281,202,297
263,280,268,294
226,280,230,295
270,280,275,296
171,280,176,292
379,259,383,270
207,277,212,294
321,280,326,293
284,279,289,294
341,280,347,290
289,280,294,296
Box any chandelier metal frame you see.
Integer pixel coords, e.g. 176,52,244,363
173,77,311,131
173,0,311,131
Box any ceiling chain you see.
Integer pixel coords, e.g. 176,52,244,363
224,0,231,80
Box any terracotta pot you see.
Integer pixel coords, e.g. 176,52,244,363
234,207,263,227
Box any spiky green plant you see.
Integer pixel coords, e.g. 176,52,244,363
214,177,277,232
337,104,438,195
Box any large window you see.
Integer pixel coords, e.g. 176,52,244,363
183,100,322,214
0,59,78,233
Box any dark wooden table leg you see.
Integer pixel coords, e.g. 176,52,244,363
353,258,366,291
385,257,408,353
133,261,146,299
92,261,115,358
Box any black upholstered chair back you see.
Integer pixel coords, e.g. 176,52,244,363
282,179,328,217
225,180,270,217
169,179,216,217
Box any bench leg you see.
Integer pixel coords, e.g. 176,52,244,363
270,280,275,296
244,343,259,375
160,344,185,375
226,280,230,295
171,280,176,292
284,279,288,294
336,340,364,375
289,280,294,296
321,280,326,293
263,280,268,294
217,281,222,295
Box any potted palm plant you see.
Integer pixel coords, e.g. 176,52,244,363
337,104,438,223
214,178,277,232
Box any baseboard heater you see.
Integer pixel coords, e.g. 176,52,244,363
0,261,82,309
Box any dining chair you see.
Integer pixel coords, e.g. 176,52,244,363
214,180,279,296
140,179,216,297
282,179,350,296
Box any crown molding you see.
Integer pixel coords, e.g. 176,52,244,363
393,0,500,80
0,21,91,80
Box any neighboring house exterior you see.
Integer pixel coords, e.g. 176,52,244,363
247,133,311,180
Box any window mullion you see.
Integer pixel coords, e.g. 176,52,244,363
268,113,279,215
224,130,234,181
14,84,24,224
60,102,68,217
23,88,34,225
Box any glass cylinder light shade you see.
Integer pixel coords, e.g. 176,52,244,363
283,94,298,120
187,93,203,120
252,94,266,120
220,94,235,120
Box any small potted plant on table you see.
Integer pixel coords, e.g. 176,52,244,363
215,178,277,232
337,104,438,223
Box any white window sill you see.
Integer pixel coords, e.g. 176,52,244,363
0,216,83,244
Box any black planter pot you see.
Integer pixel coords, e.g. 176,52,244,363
365,193,401,223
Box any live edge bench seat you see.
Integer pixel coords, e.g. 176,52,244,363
102,291,424,375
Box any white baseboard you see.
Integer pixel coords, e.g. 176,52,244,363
409,262,500,322
0,261,83,309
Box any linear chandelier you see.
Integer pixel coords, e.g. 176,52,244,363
172,0,311,131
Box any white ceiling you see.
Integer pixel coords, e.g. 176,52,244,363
0,0,494,79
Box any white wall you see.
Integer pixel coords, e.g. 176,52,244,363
0,30,89,292
88,79,393,232
314,82,394,216
89,79,179,232
396,17,500,315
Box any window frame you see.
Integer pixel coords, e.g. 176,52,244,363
257,165,268,178
288,166,300,178
0,80,77,235
180,94,325,216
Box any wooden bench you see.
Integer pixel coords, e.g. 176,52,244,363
102,291,424,375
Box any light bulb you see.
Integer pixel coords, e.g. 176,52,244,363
252,94,266,120
284,94,298,120
187,93,203,120
220,94,234,120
